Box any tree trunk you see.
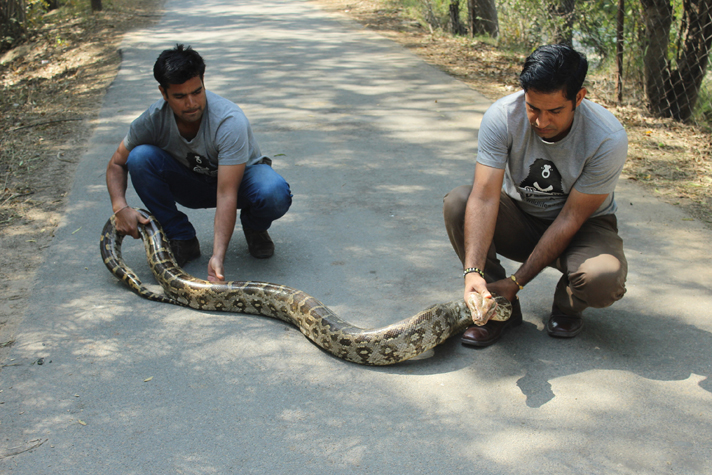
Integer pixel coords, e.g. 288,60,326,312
642,0,712,121
667,0,712,121
0,0,27,51
548,0,577,45
450,0,465,36
91,0,102,12
641,0,674,116
468,0,498,38
617,0,625,103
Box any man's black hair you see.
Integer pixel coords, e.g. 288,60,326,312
519,44,588,102
153,44,206,90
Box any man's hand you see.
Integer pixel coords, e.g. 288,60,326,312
486,277,519,304
114,207,150,239
464,272,490,301
208,255,225,282
464,272,493,325
464,273,519,325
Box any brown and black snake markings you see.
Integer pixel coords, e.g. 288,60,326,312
100,210,512,365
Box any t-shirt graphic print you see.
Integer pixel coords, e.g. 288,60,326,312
519,158,565,211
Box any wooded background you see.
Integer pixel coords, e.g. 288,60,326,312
2,0,712,125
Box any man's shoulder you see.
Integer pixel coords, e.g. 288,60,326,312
484,90,526,126
579,99,625,135
205,90,248,122
491,90,525,111
132,97,169,126
206,90,240,111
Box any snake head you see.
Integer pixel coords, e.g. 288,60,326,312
466,292,498,326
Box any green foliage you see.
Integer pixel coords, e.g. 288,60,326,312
384,0,711,124
395,0,468,31
496,0,549,48
693,76,712,128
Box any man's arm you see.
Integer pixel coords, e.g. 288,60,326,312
488,188,608,302
208,163,246,282
463,162,506,303
106,141,149,238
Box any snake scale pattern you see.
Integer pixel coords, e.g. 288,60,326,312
100,210,512,365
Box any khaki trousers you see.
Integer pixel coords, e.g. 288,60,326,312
443,185,627,315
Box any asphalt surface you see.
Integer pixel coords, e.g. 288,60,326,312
2,0,712,473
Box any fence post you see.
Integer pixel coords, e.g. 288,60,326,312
617,0,624,103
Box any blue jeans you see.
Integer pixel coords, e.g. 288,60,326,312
126,145,292,240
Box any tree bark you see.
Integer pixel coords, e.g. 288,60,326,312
548,0,577,45
91,0,102,12
468,0,498,38
617,0,625,103
642,0,712,121
0,0,27,50
667,0,712,120
450,0,465,36
641,0,674,116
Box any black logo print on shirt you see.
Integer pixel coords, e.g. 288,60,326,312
186,152,217,177
520,158,564,195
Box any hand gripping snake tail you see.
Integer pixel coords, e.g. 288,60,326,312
100,210,512,365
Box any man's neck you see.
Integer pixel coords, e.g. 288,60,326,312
176,116,200,141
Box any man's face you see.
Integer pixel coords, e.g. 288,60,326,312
524,87,586,142
159,75,206,125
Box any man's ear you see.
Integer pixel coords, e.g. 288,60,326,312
575,87,587,108
159,85,168,101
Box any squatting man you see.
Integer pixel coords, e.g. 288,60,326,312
443,44,628,347
106,45,292,282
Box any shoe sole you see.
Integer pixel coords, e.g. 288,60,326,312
546,325,583,338
461,317,523,348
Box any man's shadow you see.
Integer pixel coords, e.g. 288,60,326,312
501,306,712,408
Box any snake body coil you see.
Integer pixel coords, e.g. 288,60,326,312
100,210,511,365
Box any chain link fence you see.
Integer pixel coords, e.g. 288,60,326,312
423,0,712,126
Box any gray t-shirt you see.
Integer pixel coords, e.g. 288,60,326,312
476,90,628,219
124,90,266,177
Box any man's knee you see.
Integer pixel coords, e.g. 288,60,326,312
569,254,627,308
443,185,470,226
126,144,163,173
252,176,292,217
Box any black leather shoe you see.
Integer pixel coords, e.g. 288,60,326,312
461,298,523,348
243,227,275,259
546,304,583,338
169,236,201,267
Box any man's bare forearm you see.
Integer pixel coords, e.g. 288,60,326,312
463,193,499,271
212,199,237,261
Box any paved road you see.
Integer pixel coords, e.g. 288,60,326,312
2,0,712,473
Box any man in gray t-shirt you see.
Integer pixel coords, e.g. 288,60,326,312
106,45,292,281
443,44,628,347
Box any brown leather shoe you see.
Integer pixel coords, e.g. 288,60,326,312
169,236,201,267
243,227,275,259
546,304,583,338
461,298,523,348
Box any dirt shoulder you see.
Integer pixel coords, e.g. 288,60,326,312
0,0,164,366
1,0,710,366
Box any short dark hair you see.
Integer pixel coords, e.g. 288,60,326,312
153,44,206,90
519,44,588,102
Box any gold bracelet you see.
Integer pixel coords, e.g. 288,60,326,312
509,274,524,290
113,205,130,217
